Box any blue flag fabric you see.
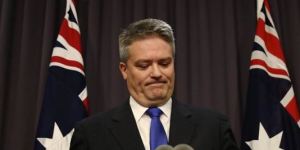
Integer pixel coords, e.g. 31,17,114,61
241,0,300,150
34,0,88,149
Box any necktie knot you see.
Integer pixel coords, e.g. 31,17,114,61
146,107,163,118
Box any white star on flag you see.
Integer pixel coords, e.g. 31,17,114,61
37,122,74,150
246,122,283,150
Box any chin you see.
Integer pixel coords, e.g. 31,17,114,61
147,95,169,102
148,100,167,107
147,93,166,99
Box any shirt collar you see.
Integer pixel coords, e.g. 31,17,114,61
129,96,172,121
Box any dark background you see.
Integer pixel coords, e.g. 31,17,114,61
1,0,300,149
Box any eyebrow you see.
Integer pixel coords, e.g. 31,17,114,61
159,57,172,62
135,57,173,63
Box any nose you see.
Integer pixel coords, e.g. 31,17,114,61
150,64,162,79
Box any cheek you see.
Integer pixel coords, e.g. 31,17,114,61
165,68,175,79
129,71,148,86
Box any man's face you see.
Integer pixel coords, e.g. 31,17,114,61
119,36,175,107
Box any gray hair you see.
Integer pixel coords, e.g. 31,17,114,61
119,18,175,62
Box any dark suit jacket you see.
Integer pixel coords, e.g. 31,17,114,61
70,101,239,150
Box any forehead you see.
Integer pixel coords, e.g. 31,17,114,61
127,36,173,61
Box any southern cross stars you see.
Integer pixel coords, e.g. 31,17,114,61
246,122,283,150
37,122,74,150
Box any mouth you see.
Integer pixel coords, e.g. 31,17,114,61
145,81,167,86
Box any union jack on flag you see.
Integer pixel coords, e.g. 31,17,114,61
241,0,300,149
34,0,88,149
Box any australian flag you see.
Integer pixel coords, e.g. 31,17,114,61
241,0,300,149
34,0,89,149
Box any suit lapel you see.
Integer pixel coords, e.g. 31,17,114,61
108,102,145,150
169,102,196,146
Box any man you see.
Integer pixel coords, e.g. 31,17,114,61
70,18,239,150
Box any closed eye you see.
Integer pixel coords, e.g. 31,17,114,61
159,58,172,67
135,61,151,69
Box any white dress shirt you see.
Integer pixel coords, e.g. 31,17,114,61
129,96,172,150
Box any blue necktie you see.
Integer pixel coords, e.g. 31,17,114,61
146,107,168,150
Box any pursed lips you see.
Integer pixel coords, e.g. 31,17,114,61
145,81,167,86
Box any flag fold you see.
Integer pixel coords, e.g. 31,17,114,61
241,0,300,150
35,0,88,149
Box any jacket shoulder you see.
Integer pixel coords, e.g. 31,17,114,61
75,104,126,129
175,103,228,123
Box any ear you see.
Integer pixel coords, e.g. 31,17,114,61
119,62,128,80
